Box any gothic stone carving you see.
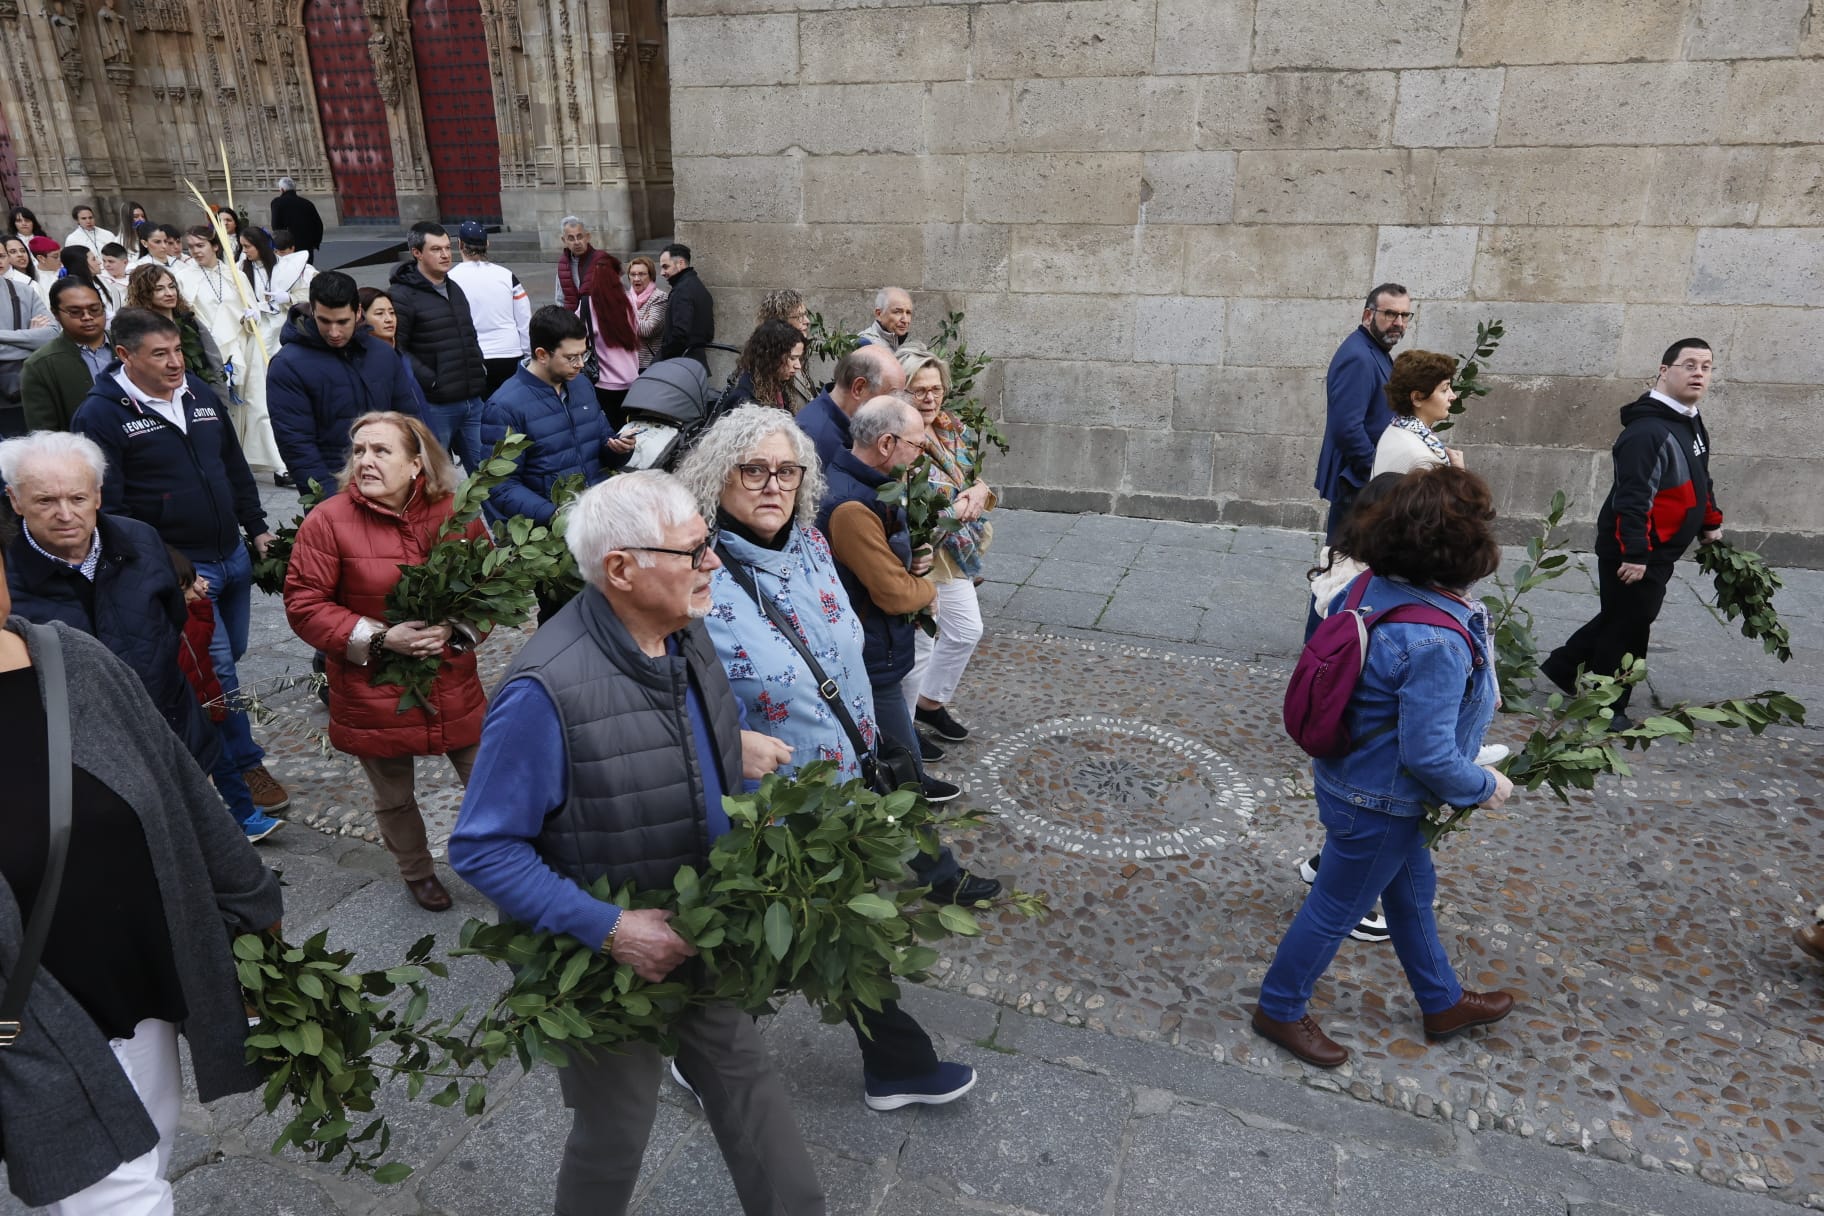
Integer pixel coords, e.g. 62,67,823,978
96,0,131,63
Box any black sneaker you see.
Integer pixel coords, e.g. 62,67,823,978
922,776,961,803
927,871,1002,906
914,704,970,742
920,735,946,763
1607,712,1634,733
274,469,295,488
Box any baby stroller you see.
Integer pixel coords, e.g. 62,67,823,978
616,347,745,472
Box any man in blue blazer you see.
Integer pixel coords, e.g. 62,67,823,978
1313,283,1413,539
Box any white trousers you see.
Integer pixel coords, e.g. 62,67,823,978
906,577,985,707
48,1018,181,1216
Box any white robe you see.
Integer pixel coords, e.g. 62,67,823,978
180,259,284,471
62,225,119,254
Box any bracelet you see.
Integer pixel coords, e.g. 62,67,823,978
368,625,390,664
601,910,623,956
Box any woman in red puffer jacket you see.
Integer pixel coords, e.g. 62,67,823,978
284,411,490,911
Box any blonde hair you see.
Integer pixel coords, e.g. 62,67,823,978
627,254,659,283
336,412,458,500
897,342,951,395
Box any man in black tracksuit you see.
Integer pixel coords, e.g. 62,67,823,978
1542,338,1723,729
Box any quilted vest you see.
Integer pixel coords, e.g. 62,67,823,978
557,248,608,312
507,584,744,894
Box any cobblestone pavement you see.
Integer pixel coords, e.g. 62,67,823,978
9,496,1821,1215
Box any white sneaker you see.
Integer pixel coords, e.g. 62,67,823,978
1474,743,1510,767
1298,854,1321,885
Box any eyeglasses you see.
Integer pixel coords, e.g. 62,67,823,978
908,386,945,400
735,462,805,490
551,349,589,365
1373,308,1417,323
627,526,719,570
58,305,106,319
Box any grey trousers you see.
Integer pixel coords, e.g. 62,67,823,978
554,1001,825,1216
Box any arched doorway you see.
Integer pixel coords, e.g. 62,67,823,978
410,0,503,225
302,0,398,224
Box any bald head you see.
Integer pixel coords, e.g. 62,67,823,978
850,394,922,472
830,344,905,413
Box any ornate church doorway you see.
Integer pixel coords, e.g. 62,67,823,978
410,0,503,225
302,0,399,224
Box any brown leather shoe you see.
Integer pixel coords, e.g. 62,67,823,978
1423,989,1515,1040
405,874,452,912
1250,1004,1349,1068
1797,922,1824,963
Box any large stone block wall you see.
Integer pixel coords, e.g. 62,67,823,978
669,0,1824,563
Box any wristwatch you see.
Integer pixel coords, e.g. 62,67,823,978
601,910,623,957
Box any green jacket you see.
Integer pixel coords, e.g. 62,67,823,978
21,333,107,431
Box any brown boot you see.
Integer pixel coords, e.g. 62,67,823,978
1423,989,1515,1041
405,874,452,912
1250,1004,1349,1068
1797,921,1824,963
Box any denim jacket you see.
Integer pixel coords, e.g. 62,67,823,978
1311,575,1498,817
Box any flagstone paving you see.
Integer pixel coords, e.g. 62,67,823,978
8,498,1821,1215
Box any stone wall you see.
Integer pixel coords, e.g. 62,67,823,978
668,0,1824,564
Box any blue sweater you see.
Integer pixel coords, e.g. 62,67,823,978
266,310,422,498
480,365,623,523
1313,325,1395,501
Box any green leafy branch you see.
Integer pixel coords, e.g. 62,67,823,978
1478,489,1574,709
805,312,861,367
1433,318,1505,435
929,311,1008,471
1695,538,1793,662
877,454,963,637
251,480,329,596
237,764,1045,1179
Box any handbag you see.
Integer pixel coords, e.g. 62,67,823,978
573,296,604,386
0,629,75,1049
716,546,922,796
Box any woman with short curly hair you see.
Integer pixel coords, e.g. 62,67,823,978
1252,465,1515,1070
1371,349,1464,478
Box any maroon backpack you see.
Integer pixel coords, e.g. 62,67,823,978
1284,573,1484,759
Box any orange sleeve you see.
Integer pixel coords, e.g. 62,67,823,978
825,501,935,616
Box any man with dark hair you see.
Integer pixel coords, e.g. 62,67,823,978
1314,282,1413,540
267,269,422,499
1542,339,1723,731
69,306,292,819
657,242,714,366
450,220,531,396
20,279,111,432
390,221,488,470
795,343,905,471
270,176,325,262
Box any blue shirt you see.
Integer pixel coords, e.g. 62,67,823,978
448,641,736,950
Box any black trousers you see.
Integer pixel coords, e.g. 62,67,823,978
1542,557,1674,713
846,998,941,1080
482,356,520,397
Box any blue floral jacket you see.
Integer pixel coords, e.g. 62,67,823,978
704,525,879,780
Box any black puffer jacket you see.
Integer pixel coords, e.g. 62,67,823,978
388,261,487,404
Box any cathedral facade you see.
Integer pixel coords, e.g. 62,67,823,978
0,0,671,248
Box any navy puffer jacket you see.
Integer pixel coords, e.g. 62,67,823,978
389,261,487,404
267,307,422,498
480,366,626,523
5,513,220,768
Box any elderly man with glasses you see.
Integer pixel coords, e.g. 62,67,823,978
449,469,825,1216
1313,282,1415,544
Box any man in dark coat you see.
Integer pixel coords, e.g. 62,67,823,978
1313,282,1412,540
449,471,825,1216
1543,338,1724,731
269,177,324,261
657,242,714,367
390,222,488,471
267,270,421,499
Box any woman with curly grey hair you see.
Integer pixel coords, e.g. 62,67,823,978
672,403,984,1113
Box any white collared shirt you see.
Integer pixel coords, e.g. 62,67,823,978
1648,388,1699,418
113,368,191,433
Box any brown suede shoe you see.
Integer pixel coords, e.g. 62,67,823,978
405,874,453,912
1797,922,1824,963
1423,989,1515,1041
1250,1005,1349,1068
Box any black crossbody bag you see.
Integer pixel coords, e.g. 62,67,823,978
0,630,75,1049
716,545,921,796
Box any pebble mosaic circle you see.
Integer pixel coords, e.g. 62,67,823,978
974,715,1259,860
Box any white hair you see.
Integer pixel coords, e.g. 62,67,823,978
673,405,826,532
560,216,587,232
565,470,703,589
874,286,909,313
850,396,919,450
0,430,107,490
277,177,296,192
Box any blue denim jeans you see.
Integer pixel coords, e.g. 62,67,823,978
1257,792,1463,1022
194,542,264,776
210,739,259,827
870,678,960,889
424,396,485,472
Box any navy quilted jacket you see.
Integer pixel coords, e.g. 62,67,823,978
267,308,422,498
480,365,625,523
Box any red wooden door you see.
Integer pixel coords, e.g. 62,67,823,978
303,0,398,224
410,0,503,224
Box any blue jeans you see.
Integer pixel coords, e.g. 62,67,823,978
210,739,259,828
870,678,960,889
424,396,485,472
1258,792,1463,1022
194,543,264,776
